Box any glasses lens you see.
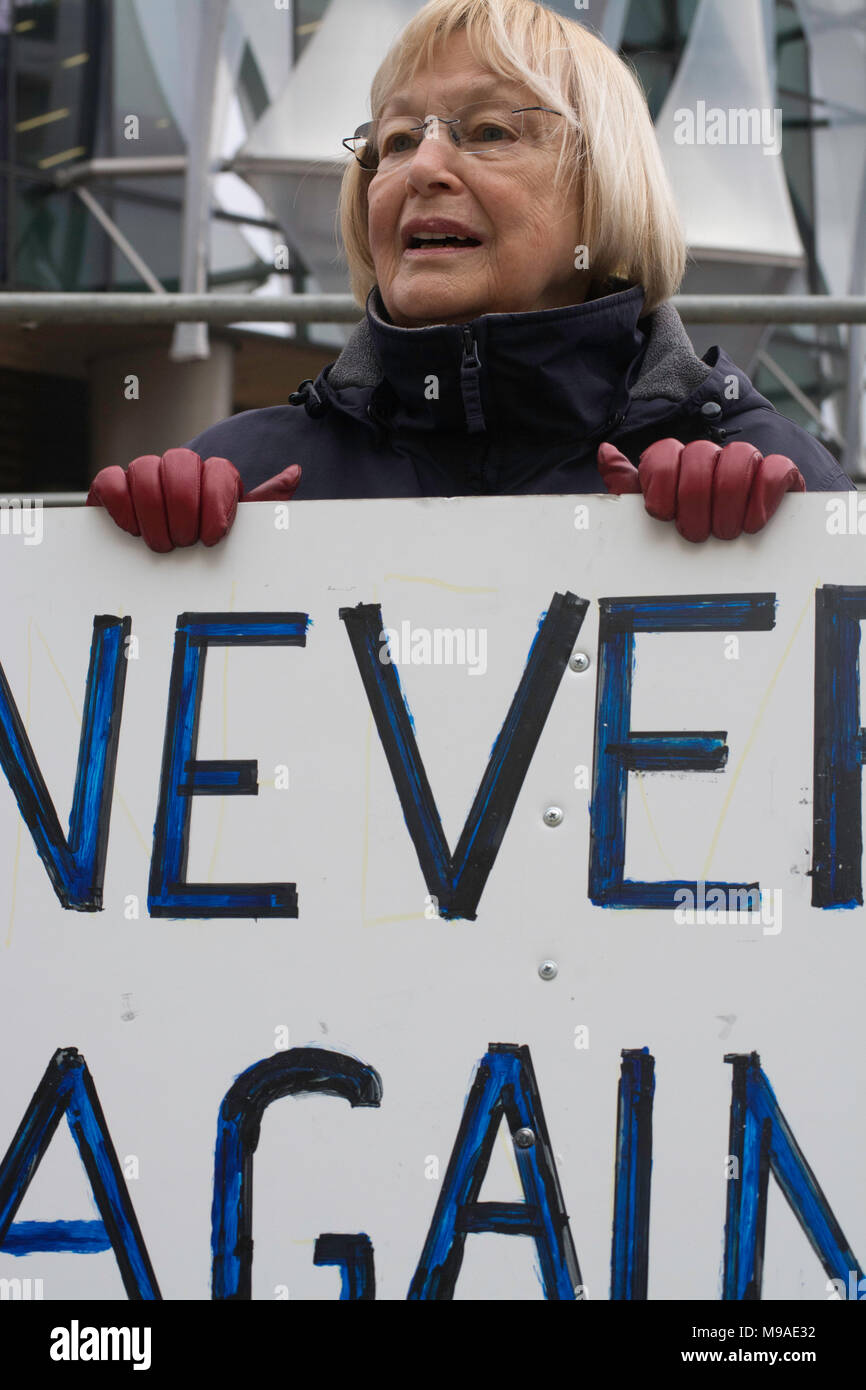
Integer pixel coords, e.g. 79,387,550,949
449,101,527,155
347,102,561,169
356,114,425,170
349,121,379,169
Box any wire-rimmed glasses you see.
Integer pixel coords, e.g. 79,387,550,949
343,100,564,173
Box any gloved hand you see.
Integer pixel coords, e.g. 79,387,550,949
597,438,806,543
86,448,302,552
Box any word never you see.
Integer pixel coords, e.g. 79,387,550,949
0,588,864,920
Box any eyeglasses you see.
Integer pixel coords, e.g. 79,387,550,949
343,99,564,173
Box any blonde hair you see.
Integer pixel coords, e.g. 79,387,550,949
339,0,685,314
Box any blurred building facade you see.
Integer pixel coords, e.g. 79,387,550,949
0,0,863,488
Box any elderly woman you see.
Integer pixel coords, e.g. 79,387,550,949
89,0,852,549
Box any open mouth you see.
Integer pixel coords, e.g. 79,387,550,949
406,234,482,250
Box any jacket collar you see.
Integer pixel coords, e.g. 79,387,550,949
325,284,649,442
323,284,715,447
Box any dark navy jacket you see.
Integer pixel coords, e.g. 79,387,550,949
187,285,853,497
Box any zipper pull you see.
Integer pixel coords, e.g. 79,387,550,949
462,325,481,368
460,326,486,435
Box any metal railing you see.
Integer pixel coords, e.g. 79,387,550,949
1,293,866,325
0,293,359,325
3,292,864,491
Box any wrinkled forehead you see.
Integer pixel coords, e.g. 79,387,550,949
379,70,533,118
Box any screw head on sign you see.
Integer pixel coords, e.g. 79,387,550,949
538,959,558,981
513,1127,536,1149
543,806,564,827
569,652,590,673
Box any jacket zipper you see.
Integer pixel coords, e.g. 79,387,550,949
460,326,486,436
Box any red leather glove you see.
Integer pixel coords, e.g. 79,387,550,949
86,448,302,552
597,438,806,543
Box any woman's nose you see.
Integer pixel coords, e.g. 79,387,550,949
403,127,465,194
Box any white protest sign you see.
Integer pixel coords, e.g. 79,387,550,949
0,492,863,1302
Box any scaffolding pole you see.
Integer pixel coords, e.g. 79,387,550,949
2,294,866,325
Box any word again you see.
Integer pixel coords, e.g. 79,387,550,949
0,1044,859,1301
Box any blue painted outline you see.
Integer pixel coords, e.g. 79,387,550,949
340,593,588,920
408,1044,581,1300
1,1219,111,1254
211,1049,382,1300
611,1047,655,1300
148,613,308,918
0,1049,160,1298
0,616,130,910
589,594,775,908
722,1052,863,1300
812,585,866,907
314,1232,375,1300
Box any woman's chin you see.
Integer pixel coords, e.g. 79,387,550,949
383,279,488,328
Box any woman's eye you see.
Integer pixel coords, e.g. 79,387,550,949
383,130,418,156
466,122,516,144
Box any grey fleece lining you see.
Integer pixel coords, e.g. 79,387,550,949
630,301,713,402
327,297,713,403
328,318,382,391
